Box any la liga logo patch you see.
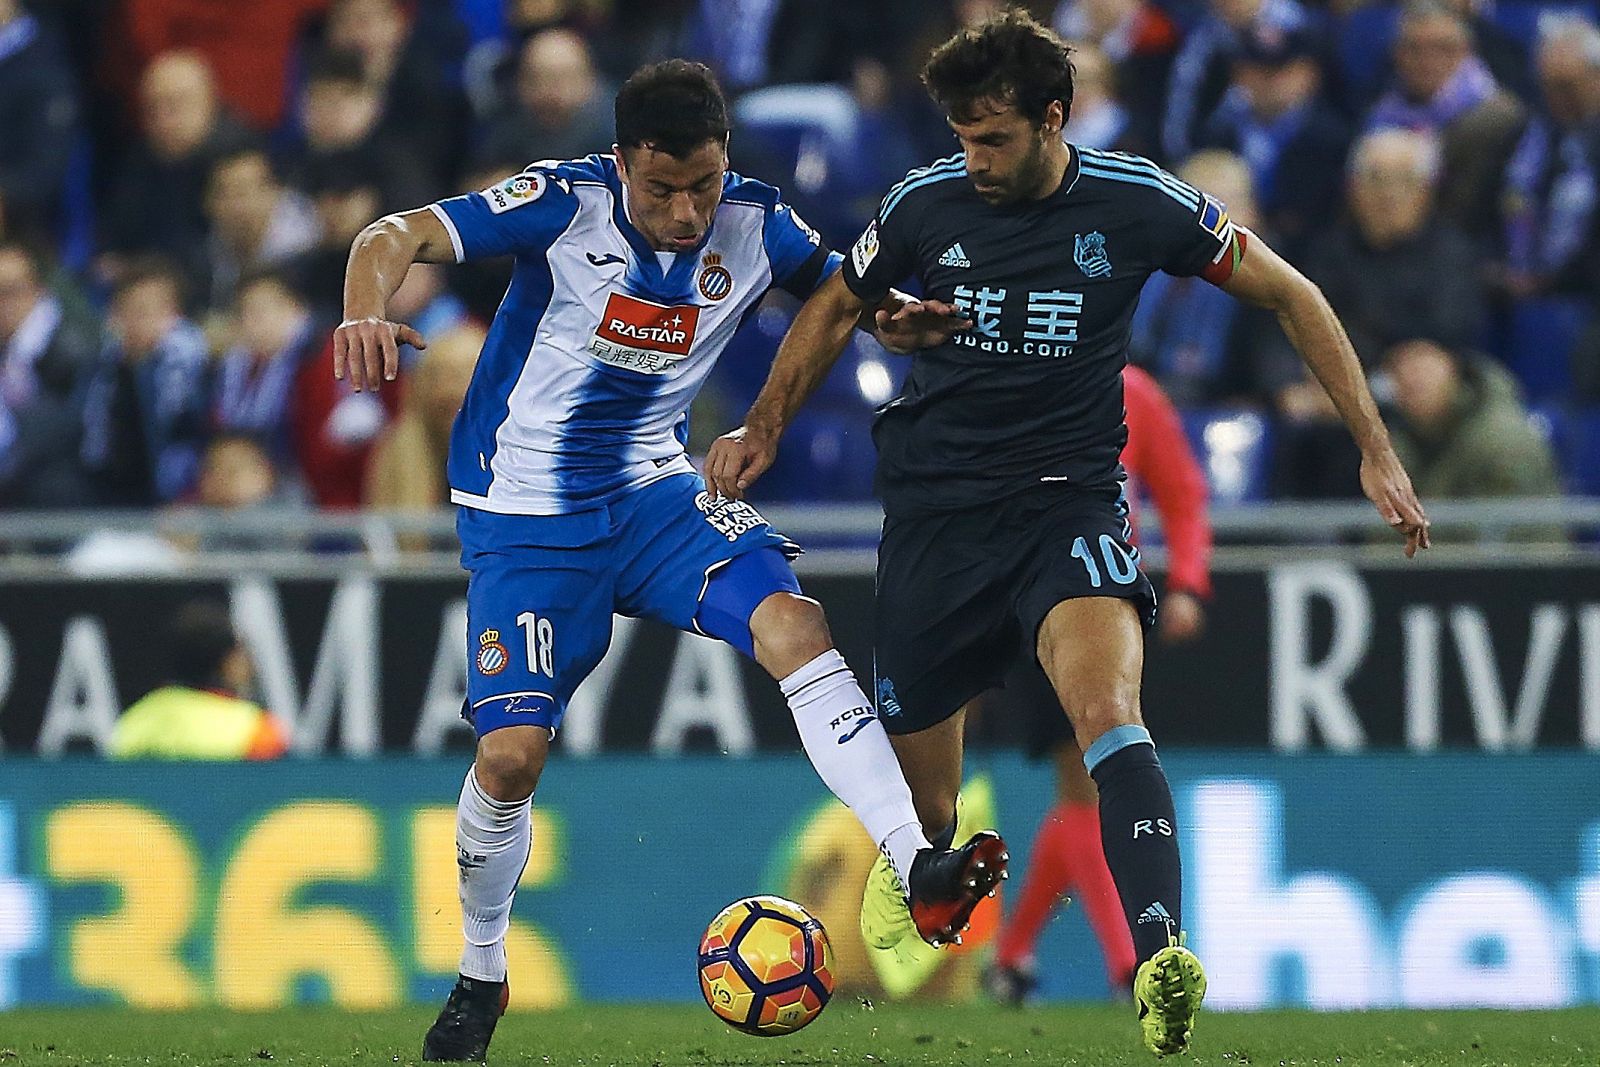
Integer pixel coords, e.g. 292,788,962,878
483,171,546,214
477,629,509,675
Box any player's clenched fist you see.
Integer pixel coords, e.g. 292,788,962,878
332,315,427,392
705,424,777,501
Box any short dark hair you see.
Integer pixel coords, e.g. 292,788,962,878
305,46,370,91
614,59,730,158
922,9,1076,126
236,266,305,306
115,255,189,309
166,600,240,689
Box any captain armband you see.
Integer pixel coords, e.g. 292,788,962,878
1200,226,1248,285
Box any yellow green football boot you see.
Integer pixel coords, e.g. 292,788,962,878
1133,933,1207,1056
859,780,1007,997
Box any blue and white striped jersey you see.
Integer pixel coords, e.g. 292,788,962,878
428,154,836,515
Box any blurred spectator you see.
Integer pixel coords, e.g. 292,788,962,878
196,432,295,511
213,271,318,475
1267,128,1485,497
202,147,320,309
0,0,78,236
102,51,255,285
294,334,397,509
1385,338,1562,514
288,50,430,215
1129,150,1277,404
1299,127,1484,366
1197,22,1350,249
478,28,613,168
1053,0,1178,154
366,322,485,514
1062,44,1146,154
292,150,386,324
109,599,289,761
1432,0,1531,103
681,0,877,92
80,259,211,506
1366,0,1525,244
109,0,329,132
600,0,697,79
320,0,466,183
1499,17,1600,302
1162,0,1314,162
0,239,96,507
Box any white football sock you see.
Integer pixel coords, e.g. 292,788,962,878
781,650,930,890
455,766,532,983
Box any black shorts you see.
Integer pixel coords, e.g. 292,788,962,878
872,486,1157,737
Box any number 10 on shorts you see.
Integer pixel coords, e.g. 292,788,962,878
517,611,556,676
1070,534,1138,588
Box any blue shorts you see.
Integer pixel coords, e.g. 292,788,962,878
458,473,800,736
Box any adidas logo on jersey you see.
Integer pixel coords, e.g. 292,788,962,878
938,242,971,268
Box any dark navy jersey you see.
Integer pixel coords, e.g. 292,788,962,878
842,145,1237,515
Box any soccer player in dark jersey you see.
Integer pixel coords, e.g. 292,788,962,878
707,11,1430,1056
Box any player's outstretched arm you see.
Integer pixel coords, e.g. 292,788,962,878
705,271,867,500
1219,229,1432,557
334,208,455,392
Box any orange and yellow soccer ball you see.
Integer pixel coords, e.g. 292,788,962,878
697,895,834,1036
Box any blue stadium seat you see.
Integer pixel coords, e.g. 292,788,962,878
1496,297,1591,402
1180,408,1275,505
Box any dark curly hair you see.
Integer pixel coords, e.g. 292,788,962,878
615,60,730,159
922,9,1076,126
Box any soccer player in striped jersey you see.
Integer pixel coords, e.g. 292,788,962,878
707,11,1430,1056
335,60,1003,1063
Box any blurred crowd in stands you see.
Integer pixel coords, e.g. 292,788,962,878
0,0,1596,524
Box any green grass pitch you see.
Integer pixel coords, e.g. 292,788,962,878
1,1005,1597,1066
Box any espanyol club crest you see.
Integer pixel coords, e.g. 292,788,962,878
698,252,733,301
476,628,509,675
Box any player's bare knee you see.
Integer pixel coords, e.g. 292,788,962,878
473,728,548,802
749,592,833,676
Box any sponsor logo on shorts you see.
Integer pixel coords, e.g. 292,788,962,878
694,491,768,543
590,292,701,374
476,628,509,675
